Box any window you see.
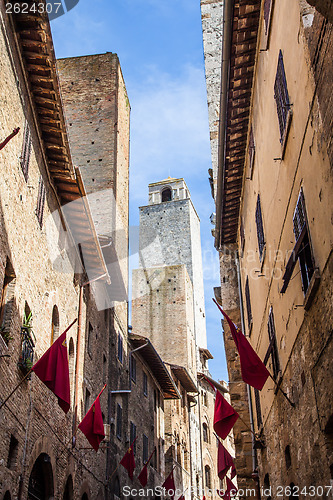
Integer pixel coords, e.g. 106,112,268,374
143,372,148,397
130,354,136,383
114,477,120,499
255,194,265,260
116,404,122,439
7,435,18,469
204,465,211,489
103,354,107,383
130,421,136,454
281,189,315,295
87,323,93,357
254,388,263,429
262,0,274,49
266,308,280,380
293,190,315,293
161,188,172,202
143,434,148,463
245,276,253,333
285,445,291,469
0,258,16,338
36,175,46,228
203,423,209,443
84,388,90,415
117,334,123,363
154,390,157,412
20,120,32,181
51,305,59,344
274,50,292,154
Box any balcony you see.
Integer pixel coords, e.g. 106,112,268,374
18,326,35,376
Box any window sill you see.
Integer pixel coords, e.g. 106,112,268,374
303,268,321,311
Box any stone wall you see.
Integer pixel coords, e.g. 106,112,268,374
200,0,224,197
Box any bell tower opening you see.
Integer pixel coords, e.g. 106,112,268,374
161,188,172,202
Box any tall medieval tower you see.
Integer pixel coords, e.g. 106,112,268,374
132,177,208,498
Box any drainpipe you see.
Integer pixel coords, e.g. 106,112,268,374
72,284,84,446
215,0,234,250
235,253,259,494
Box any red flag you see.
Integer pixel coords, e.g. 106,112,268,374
213,300,269,390
162,469,176,499
214,390,239,440
138,464,148,487
218,441,236,480
222,477,238,499
78,385,106,451
32,320,77,413
138,448,156,487
120,439,136,480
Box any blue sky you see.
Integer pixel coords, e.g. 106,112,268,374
50,0,227,382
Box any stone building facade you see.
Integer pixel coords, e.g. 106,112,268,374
203,0,333,496
0,4,113,498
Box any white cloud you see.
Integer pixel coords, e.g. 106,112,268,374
129,64,211,205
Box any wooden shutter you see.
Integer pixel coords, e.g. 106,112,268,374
255,195,265,259
274,51,290,142
36,176,46,228
20,121,32,181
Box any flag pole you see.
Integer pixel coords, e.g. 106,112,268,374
268,372,295,407
0,369,32,410
0,318,77,411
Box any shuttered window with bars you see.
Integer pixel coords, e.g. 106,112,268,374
116,404,122,439
267,308,280,380
36,176,46,228
245,276,253,334
281,189,315,294
274,51,292,154
130,422,137,455
20,120,32,181
254,388,263,429
248,126,255,179
255,194,265,260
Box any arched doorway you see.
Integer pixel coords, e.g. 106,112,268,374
28,453,54,500
63,475,74,500
3,492,11,500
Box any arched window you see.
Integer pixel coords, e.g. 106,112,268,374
63,475,74,500
3,492,11,500
205,465,211,489
203,423,209,443
162,188,172,202
81,494,89,500
285,445,291,469
51,305,59,344
28,453,54,500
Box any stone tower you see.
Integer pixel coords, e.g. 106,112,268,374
132,177,208,499
135,177,207,354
